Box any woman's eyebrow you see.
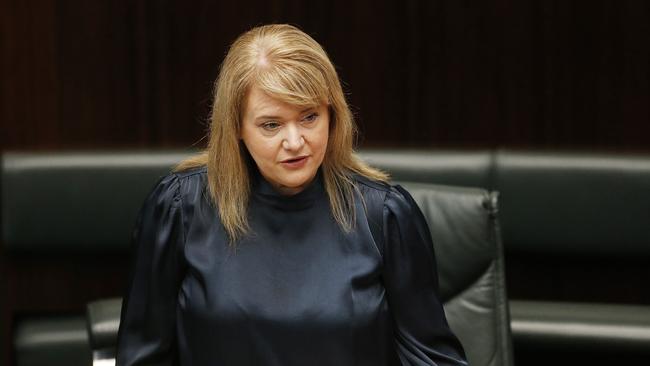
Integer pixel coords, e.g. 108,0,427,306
255,114,282,121
254,108,315,121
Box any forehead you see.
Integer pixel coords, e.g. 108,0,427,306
244,86,315,120
245,87,286,115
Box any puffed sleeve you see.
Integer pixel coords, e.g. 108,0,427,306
382,185,467,366
116,174,186,366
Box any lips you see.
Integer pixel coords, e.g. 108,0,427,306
280,155,309,168
281,156,308,163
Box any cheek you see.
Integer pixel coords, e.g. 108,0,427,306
246,136,280,163
315,123,330,153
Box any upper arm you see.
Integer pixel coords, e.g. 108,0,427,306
381,186,467,366
116,174,186,366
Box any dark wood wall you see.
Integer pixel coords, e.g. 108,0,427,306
2,0,649,152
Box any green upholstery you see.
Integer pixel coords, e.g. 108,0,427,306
494,151,650,256
402,183,512,366
4,149,650,364
362,149,493,188
2,151,192,252
2,152,192,365
13,316,91,366
86,298,122,363
510,300,650,350
364,149,650,358
362,149,650,258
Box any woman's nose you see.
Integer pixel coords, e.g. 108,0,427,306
282,125,305,151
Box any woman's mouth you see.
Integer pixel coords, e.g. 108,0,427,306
280,156,309,168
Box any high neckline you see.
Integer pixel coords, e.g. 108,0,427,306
251,166,325,210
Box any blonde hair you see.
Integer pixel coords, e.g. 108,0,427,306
175,24,388,244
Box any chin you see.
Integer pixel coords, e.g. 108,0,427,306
282,172,315,188
282,179,309,189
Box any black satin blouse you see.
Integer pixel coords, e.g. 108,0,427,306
116,166,467,366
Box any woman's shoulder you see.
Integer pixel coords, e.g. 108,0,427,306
147,165,208,206
353,173,390,192
173,165,207,181
171,165,208,198
354,174,408,199
352,174,428,257
352,173,411,207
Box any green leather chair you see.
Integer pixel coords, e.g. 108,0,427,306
367,149,650,361
2,151,191,366
6,149,650,365
401,182,513,366
493,151,650,358
4,151,513,366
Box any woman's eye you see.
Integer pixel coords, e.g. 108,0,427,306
303,113,318,123
261,121,280,131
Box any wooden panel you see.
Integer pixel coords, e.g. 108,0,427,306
2,0,648,151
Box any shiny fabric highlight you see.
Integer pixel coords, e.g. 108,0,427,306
116,167,467,366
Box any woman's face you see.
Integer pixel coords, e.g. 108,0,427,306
241,86,330,195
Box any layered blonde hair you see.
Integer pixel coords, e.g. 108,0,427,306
175,24,388,244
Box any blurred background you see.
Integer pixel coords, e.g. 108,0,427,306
1,1,649,366
3,0,649,151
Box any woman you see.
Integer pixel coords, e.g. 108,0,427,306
117,24,467,366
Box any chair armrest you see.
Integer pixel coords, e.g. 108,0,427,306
510,300,650,351
86,298,122,354
15,316,92,366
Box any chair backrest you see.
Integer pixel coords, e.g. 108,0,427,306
2,151,512,365
1,151,193,252
400,182,513,366
361,149,493,188
493,150,650,257
362,148,650,259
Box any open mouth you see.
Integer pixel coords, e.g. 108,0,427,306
282,156,308,163
284,157,305,163
280,156,309,168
